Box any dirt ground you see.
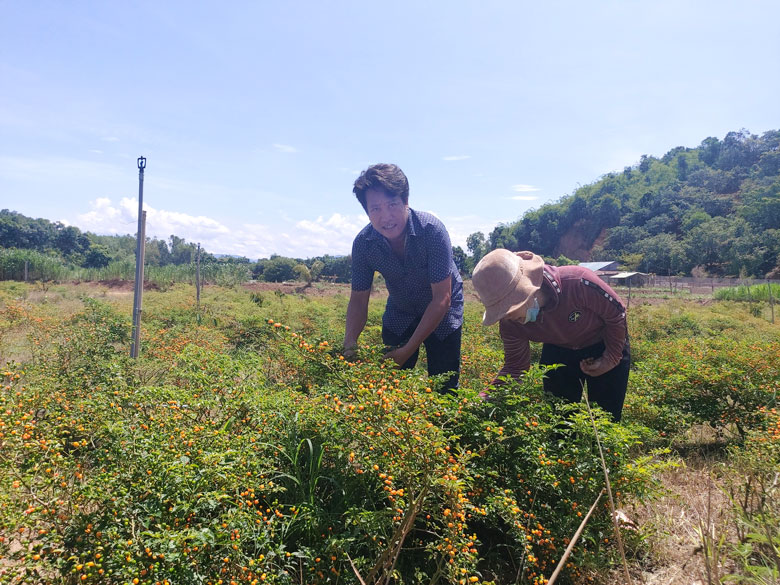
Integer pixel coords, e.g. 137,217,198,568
87,279,358,297
243,280,354,297
241,279,488,303
89,278,710,306
626,458,736,585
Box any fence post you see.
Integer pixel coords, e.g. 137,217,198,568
196,243,201,309
627,278,631,310
769,279,775,325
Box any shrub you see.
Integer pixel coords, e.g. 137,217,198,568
625,338,780,438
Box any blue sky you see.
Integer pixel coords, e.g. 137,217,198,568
2,1,778,260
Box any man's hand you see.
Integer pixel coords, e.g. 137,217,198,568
384,345,413,367
579,356,612,377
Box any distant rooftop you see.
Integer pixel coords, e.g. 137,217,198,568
579,261,619,271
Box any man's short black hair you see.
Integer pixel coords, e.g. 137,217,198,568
353,163,409,212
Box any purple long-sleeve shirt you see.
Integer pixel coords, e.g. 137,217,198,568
494,264,627,383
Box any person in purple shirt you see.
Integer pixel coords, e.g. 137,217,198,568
343,163,464,391
471,248,630,421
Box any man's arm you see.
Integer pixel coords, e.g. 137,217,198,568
384,276,451,366
343,289,371,358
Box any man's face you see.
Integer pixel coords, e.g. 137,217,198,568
365,188,409,244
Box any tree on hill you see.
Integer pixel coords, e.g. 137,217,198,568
466,128,780,278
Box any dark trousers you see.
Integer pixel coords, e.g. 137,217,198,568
540,338,630,422
382,322,462,392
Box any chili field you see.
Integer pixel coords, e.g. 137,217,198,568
1,281,778,585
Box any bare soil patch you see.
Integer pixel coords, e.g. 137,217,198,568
71,278,164,292
69,278,707,307
621,449,738,585
242,281,353,297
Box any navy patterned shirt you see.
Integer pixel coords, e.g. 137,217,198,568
351,208,464,339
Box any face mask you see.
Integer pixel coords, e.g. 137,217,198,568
523,297,540,324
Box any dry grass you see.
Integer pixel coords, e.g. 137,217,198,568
616,448,740,585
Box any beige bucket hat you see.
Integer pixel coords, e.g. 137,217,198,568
471,249,544,326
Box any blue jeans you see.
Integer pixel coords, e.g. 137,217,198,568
382,322,462,393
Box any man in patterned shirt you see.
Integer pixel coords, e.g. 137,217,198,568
471,249,630,421
343,163,464,391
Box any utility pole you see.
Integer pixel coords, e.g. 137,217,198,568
130,156,147,358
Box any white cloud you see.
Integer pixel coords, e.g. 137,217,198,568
74,199,364,260
205,213,365,260
76,199,133,234
272,143,298,153
325,212,363,231
77,197,231,239
511,184,541,192
296,219,335,236
442,155,471,161
292,213,366,255
102,136,120,142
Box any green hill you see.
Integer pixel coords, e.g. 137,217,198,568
482,128,780,277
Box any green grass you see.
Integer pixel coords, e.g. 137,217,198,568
714,283,780,302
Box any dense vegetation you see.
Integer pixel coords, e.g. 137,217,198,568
469,129,780,278
1,282,778,584
0,211,214,270
0,210,351,286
